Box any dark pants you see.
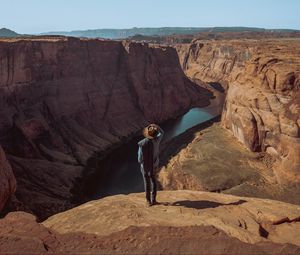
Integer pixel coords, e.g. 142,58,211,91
140,164,157,203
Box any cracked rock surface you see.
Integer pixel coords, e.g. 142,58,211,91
43,190,300,247
1,209,299,255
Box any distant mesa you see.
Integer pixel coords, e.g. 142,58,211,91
2,27,300,40
41,26,300,39
0,28,20,38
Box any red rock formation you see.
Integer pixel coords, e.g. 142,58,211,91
176,39,300,182
1,202,299,254
0,37,211,218
0,146,16,212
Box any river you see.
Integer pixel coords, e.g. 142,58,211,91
87,91,224,200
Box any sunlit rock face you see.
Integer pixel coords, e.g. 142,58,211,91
1,196,300,255
43,190,300,248
0,37,212,218
176,39,300,182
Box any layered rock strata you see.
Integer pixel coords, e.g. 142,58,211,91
0,37,211,218
176,39,300,181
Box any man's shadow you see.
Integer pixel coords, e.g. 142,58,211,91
156,199,247,209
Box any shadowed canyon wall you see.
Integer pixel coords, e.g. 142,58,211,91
176,39,300,182
0,146,16,212
0,37,212,218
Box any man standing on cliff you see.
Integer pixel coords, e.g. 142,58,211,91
138,124,164,206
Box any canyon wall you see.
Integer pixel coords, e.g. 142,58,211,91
0,146,16,212
0,37,212,218
176,39,300,182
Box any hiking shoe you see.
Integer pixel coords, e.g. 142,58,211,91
151,200,158,206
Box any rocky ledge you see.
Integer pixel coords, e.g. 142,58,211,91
1,190,300,254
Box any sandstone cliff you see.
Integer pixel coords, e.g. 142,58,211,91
0,37,212,218
43,190,300,246
175,39,300,182
1,191,300,254
41,190,300,253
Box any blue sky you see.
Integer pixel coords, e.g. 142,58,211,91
1,0,300,33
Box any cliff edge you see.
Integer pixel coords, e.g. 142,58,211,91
1,190,299,254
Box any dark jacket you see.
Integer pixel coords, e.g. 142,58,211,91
138,138,154,173
138,130,164,172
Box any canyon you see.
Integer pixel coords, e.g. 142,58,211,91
176,39,300,183
0,35,299,253
156,39,300,206
0,36,212,218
